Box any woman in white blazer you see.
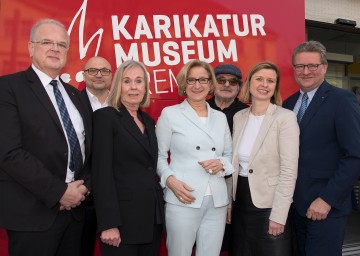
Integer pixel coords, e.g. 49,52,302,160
229,62,299,256
156,60,234,256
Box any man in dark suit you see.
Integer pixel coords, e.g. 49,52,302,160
0,19,91,256
80,56,112,256
283,40,360,256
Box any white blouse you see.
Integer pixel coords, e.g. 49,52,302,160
237,113,264,177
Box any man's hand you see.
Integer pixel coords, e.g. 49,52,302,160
59,180,87,210
306,197,331,221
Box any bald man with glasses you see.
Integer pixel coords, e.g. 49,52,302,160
82,56,112,112
80,56,113,256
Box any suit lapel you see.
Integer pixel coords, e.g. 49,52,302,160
117,106,155,160
249,104,277,166
284,91,300,110
26,68,64,134
299,82,328,130
233,108,250,160
142,111,158,162
81,89,94,112
180,100,214,139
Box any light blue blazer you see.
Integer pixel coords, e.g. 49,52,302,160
156,99,234,208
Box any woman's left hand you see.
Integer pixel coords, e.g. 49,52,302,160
198,159,224,175
268,220,285,236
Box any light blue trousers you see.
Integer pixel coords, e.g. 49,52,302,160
165,196,227,256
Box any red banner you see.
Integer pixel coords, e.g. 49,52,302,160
0,0,305,118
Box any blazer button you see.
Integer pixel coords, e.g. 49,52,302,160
212,147,216,151
148,167,153,171
64,152,68,157
249,169,253,174
196,146,200,150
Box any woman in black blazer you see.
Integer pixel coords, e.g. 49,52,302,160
92,60,164,256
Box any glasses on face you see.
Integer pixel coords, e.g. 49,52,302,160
31,40,68,51
216,78,239,86
293,64,323,72
84,68,112,76
186,78,210,85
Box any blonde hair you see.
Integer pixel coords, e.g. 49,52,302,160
108,60,150,109
240,61,282,105
176,60,216,97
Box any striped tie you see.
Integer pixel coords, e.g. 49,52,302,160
297,92,308,123
50,80,83,172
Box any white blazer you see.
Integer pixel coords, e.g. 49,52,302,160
231,104,299,224
156,99,234,208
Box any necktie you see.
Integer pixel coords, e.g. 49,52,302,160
297,92,308,123
50,80,83,172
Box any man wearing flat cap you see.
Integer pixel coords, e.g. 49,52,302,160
207,64,248,252
207,64,248,135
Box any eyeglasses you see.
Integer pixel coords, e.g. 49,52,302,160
31,40,68,50
293,64,323,72
186,78,210,85
84,68,112,76
216,78,239,86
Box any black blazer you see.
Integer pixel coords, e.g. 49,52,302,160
0,67,92,231
92,106,164,244
283,81,360,217
81,88,94,113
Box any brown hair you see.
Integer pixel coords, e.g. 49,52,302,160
292,40,328,65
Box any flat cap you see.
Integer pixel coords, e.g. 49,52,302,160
214,64,242,79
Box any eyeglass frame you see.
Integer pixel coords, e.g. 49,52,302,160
84,68,112,76
186,78,211,85
216,78,239,86
293,63,323,72
31,40,69,51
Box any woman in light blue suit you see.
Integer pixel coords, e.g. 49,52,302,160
156,60,234,256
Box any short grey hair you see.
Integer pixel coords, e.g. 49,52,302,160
30,18,69,45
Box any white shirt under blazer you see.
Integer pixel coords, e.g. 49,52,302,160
156,99,234,208
231,103,299,225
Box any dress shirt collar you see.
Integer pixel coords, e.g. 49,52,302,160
299,87,318,103
85,88,109,111
31,64,60,88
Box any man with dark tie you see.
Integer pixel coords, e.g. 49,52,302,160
0,18,92,256
283,40,360,256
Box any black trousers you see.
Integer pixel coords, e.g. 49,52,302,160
229,176,293,256
81,203,97,256
7,210,84,256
